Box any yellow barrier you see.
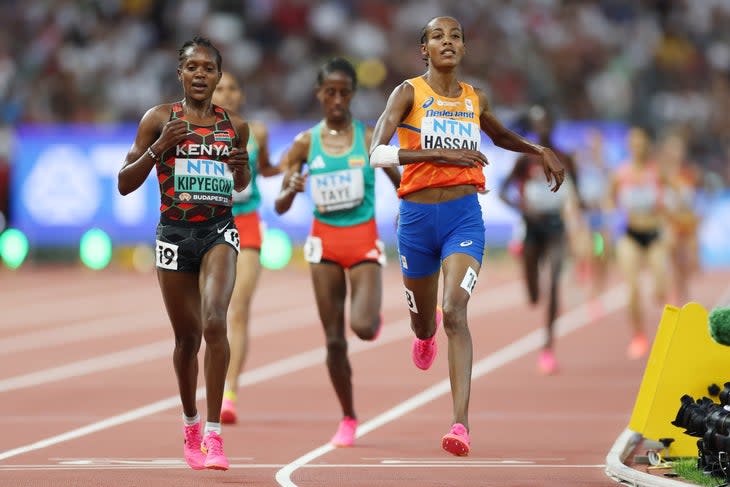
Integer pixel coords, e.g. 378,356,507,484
629,302,730,457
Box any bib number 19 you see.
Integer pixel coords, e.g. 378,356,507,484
156,240,179,270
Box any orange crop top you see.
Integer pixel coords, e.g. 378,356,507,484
396,76,486,198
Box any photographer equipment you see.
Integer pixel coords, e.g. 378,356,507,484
673,389,730,480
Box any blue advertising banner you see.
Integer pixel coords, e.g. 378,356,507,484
11,124,153,246
9,121,730,266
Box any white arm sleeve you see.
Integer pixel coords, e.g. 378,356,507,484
370,144,400,168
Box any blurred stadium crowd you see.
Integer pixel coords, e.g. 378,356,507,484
1,0,730,222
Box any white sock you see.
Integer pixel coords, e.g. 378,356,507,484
183,412,200,426
204,421,222,436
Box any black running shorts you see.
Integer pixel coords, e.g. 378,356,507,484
155,215,239,272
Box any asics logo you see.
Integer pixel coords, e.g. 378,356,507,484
216,222,230,234
459,240,473,247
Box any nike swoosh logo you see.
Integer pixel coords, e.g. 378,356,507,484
216,222,230,234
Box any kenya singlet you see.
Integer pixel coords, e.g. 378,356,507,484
307,120,374,227
232,133,261,216
156,102,237,222
396,76,485,198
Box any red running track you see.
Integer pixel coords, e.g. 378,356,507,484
1,258,728,487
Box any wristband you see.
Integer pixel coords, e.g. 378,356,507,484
370,144,400,168
146,146,159,161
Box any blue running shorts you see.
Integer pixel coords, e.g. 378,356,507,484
397,193,486,278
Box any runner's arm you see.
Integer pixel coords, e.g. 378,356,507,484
274,132,310,215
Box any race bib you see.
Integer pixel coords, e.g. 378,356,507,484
310,169,364,213
620,185,658,213
579,171,607,206
223,228,240,253
174,158,233,206
303,235,323,263
375,239,387,266
155,240,178,270
524,177,568,212
420,116,480,151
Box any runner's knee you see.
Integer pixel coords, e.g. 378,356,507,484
202,308,228,344
350,315,378,340
228,301,251,327
174,331,202,356
325,334,347,353
441,303,468,336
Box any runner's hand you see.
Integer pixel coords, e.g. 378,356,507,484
435,149,489,168
540,147,565,192
287,172,308,193
227,147,250,173
155,119,188,153
227,148,251,192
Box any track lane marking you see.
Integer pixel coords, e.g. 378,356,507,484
0,279,526,461
275,284,627,486
0,464,605,471
0,289,428,393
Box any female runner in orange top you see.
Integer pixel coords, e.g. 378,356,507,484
369,16,565,456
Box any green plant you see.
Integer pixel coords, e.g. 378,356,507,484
672,457,728,487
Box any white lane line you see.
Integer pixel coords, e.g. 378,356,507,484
54,456,254,464
0,342,169,393
0,279,525,461
274,284,627,487
0,311,163,354
0,279,522,394
362,456,567,461
0,297,319,356
0,463,605,471
0,348,325,462
381,459,533,464
0,298,325,393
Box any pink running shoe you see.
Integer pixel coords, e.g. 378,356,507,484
201,431,229,470
330,416,357,447
537,349,558,375
627,333,650,360
182,422,206,470
220,398,237,425
442,423,470,456
411,307,442,370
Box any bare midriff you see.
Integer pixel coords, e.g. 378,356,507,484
403,184,477,204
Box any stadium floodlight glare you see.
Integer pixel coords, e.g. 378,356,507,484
260,228,292,270
0,228,30,269
79,228,113,270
